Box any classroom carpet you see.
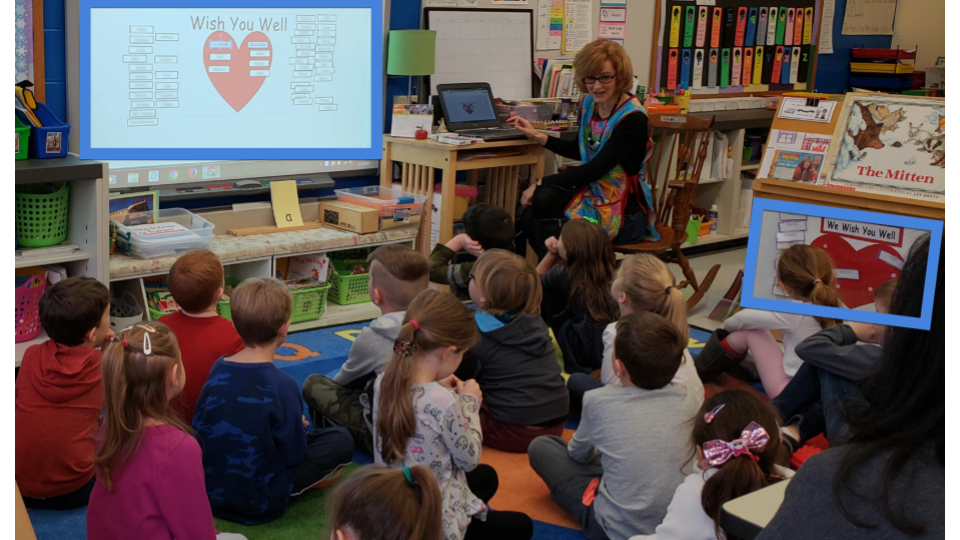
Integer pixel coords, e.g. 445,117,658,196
27,322,718,540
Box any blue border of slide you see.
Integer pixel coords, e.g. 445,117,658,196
742,199,943,331
78,0,383,160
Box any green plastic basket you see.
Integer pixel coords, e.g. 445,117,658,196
15,182,69,247
15,117,30,161
290,283,331,323
217,278,240,321
329,260,370,305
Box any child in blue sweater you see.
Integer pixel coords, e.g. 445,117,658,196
193,278,354,525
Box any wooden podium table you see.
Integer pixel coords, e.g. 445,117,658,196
381,135,546,256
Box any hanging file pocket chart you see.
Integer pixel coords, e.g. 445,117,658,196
653,0,822,95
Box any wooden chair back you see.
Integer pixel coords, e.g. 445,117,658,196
642,113,716,243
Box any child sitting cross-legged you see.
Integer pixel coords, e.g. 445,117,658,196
774,278,896,451
695,244,842,398
193,278,354,525
302,244,429,454
373,289,534,540
327,464,443,540
537,219,620,374
633,389,793,540
428,203,513,299
462,249,569,453
160,249,244,425
86,323,246,540
16,277,114,510
529,312,701,540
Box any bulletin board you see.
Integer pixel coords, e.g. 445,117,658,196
649,0,824,98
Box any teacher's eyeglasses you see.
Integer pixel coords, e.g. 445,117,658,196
583,75,615,85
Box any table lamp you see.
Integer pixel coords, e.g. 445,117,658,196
387,30,436,104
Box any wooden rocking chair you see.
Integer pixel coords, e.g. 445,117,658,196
613,113,721,311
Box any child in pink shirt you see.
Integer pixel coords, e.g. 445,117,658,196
86,322,245,540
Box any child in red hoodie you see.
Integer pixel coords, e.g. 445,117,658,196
16,276,114,509
159,250,243,424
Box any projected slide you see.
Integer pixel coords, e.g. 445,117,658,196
80,2,382,160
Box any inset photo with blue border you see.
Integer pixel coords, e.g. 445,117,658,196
79,0,383,160
742,198,943,331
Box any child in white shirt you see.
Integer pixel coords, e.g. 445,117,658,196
695,244,842,398
633,389,793,540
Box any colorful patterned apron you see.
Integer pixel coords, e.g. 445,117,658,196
564,95,660,242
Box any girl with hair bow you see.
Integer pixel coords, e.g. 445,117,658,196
631,390,794,540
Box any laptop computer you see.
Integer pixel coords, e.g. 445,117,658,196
436,83,526,141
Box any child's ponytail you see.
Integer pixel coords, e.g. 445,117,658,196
776,244,843,329
693,390,784,539
95,323,188,492
377,321,419,465
377,290,479,465
701,454,771,538
408,465,444,540
615,254,690,343
328,464,443,540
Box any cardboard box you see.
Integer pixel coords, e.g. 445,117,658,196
319,200,379,234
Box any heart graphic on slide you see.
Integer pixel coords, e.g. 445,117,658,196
203,31,272,112
810,233,903,309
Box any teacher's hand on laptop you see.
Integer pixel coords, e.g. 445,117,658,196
437,82,527,141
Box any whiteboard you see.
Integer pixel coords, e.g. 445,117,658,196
420,0,654,96
426,9,535,100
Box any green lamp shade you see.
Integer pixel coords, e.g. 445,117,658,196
387,30,436,76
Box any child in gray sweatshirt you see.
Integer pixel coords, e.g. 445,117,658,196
529,312,701,540
302,245,429,454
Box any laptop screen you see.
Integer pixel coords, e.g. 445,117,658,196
441,87,498,125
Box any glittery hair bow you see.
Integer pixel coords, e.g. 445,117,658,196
702,422,770,467
394,339,415,357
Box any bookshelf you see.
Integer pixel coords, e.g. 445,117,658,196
15,156,110,367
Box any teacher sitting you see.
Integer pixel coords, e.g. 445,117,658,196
509,39,657,259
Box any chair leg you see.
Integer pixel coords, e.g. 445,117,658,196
671,244,721,311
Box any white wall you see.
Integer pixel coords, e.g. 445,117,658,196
890,0,944,69
420,0,657,90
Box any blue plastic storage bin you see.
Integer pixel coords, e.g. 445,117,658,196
16,103,71,159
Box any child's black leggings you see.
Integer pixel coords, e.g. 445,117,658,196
464,465,534,540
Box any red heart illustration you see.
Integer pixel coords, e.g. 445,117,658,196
203,31,272,112
810,233,903,309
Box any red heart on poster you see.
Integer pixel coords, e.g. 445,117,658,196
810,233,903,309
203,31,272,112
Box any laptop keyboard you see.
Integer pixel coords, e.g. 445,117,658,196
458,128,523,137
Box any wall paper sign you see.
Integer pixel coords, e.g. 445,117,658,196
600,7,626,22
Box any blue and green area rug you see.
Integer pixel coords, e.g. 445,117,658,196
26,321,714,540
